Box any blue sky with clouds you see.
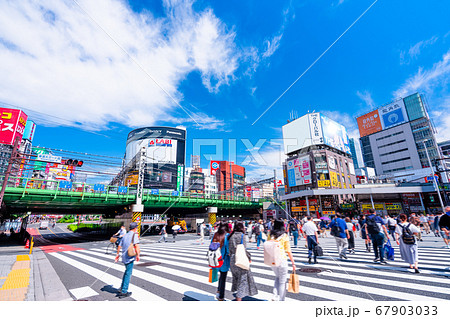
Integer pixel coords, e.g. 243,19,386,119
0,0,449,180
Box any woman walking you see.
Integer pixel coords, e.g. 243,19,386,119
359,215,371,252
228,221,258,301
212,222,230,301
395,214,421,273
268,219,296,300
345,217,355,254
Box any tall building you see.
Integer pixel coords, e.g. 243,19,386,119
349,138,364,168
357,93,440,178
212,161,245,197
282,112,357,216
438,140,450,181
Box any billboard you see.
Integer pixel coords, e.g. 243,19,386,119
46,164,74,181
308,113,324,145
282,115,311,154
0,108,28,146
22,120,36,142
147,138,178,164
357,110,382,137
379,100,408,129
210,161,220,175
320,114,351,154
286,155,311,187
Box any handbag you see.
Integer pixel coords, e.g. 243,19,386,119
127,233,137,257
287,272,300,293
384,239,395,261
261,232,267,241
208,268,219,283
235,234,250,270
314,244,324,257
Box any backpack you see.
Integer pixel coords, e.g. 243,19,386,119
330,220,341,237
366,216,380,235
400,223,416,245
264,237,283,267
253,224,260,235
206,242,224,268
289,223,297,232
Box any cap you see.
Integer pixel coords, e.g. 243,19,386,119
129,222,138,230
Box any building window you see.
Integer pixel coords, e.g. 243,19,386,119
381,157,411,165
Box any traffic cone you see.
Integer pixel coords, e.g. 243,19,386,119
24,239,30,249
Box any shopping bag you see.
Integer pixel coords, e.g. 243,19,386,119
235,234,250,270
384,239,395,261
209,268,219,283
287,273,300,293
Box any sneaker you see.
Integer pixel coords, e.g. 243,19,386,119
308,258,312,264
117,292,132,299
380,261,387,265
414,269,420,273
215,292,220,300
373,258,380,262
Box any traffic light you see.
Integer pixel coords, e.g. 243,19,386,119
62,159,84,167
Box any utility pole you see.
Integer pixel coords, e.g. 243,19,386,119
423,141,445,212
131,147,145,236
0,137,21,208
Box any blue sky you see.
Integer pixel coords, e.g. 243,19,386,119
0,0,449,181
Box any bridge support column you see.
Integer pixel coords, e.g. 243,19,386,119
207,207,217,225
131,204,144,236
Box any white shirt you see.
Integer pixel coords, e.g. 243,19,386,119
303,221,318,236
420,216,428,223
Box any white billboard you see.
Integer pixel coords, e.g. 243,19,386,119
379,99,408,130
147,138,178,164
309,113,324,145
282,115,311,154
286,155,311,187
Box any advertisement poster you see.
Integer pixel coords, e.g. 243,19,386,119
46,164,74,181
147,138,178,164
0,107,28,146
287,155,311,187
22,120,36,142
379,100,408,129
308,113,324,145
320,114,351,154
210,161,220,175
356,109,382,137
330,171,339,187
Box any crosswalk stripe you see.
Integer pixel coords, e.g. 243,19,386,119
49,252,164,301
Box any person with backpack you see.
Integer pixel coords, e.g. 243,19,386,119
365,209,389,264
289,219,299,248
386,215,397,241
438,206,450,248
229,221,258,301
264,218,296,301
345,217,355,254
211,222,230,301
255,220,266,249
303,216,319,264
329,213,350,259
359,215,371,252
395,213,420,273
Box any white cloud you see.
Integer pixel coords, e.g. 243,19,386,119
0,0,242,130
244,146,286,183
400,36,438,65
262,33,283,58
356,90,375,108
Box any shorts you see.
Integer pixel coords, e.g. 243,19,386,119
440,231,450,240
361,230,368,240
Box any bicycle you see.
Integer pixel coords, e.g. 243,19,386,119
106,236,119,255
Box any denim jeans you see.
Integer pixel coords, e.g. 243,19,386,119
307,235,317,261
217,271,228,299
120,261,134,293
371,232,385,261
257,233,265,248
292,231,299,247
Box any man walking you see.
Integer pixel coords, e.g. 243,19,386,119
329,213,350,259
438,206,450,249
303,216,319,264
115,222,140,298
365,209,389,264
289,219,299,248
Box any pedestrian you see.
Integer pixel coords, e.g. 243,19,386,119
289,220,299,248
365,209,389,264
319,219,328,238
438,206,450,249
113,225,127,247
395,213,420,273
267,218,296,301
212,222,230,301
303,216,319,264
359,215,371,252
255,220,266,250
157,225,167,243
386,215,397,241
345,217,355,254
228,221,258,301
172,228,178,242
115,222,140,298
329,213,350,259
247,221,253,242
420,214,430,234
433,212,442,238
198,222,205,244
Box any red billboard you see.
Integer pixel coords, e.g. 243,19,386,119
356,109,382,137
0,108,28,146
210,161,220,175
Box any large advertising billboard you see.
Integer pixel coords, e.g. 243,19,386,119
22,120,36,142
286,155,311,187
308,113,324,145
0,108,28,146
379,100,408,130
282,115,311,154
356,110,382,137
320,114,351,155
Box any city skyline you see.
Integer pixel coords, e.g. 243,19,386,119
1,0,449,180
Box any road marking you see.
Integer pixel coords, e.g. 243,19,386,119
69,286,99,299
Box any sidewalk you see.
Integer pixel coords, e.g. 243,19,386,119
0,237,72,301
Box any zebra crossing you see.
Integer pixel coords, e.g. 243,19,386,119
46,236,450,301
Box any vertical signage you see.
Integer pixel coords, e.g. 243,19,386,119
176,164,184,193
210,161,220,175
308,113,323,145
0,108,28,145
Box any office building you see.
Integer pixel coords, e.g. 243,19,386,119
211,161,245,197
349,138,364,168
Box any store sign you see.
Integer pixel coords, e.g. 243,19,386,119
292,206,316,212
357,110,382,137
22,120,36,142
362,203,384,210
330,171,339,187
210,161,220,175
177,165,184,192
385,203,402,210
286,155,311,187
341,203,355,210
125,172,139,186
379,100,408,129
37,154,62,164
328,157,336,170
308,113,323,144
0,108,28,146
148,139,173,147
317,180,330,188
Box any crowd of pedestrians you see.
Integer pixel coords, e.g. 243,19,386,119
111,206,450,301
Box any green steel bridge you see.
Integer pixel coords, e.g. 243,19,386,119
1,177,263,214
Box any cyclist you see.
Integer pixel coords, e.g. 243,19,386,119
113,225,127,247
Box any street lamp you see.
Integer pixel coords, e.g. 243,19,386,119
423,140,445,212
